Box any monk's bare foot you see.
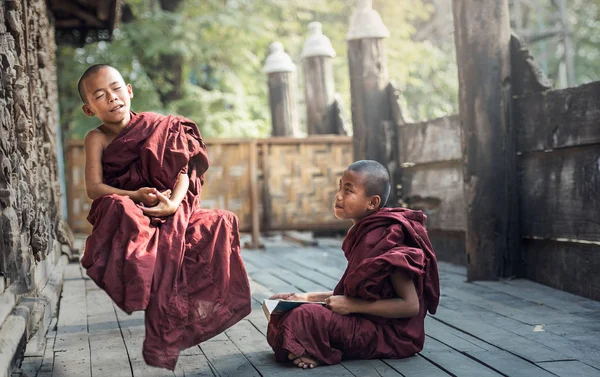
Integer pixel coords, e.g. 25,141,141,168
288,353,299,361
293,355,319,369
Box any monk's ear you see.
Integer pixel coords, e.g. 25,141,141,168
82,104,95,117
369,196,381,210
127,83,133,98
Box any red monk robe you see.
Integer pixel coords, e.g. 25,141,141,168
81,112,252,370
267,208,440,364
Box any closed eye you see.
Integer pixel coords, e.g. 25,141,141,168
95,94,105,100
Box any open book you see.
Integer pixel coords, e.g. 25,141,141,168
262,299,326,321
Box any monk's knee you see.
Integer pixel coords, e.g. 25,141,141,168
214,209,239,228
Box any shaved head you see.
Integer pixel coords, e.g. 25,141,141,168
78,64,121,103
347,160,391,208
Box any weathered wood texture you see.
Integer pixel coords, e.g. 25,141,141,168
15,240,600,377
513,81,600,301
518,145,600,242
267,72,299,137
348,38,389,164
510,33,553,97
453,0,520,280
513,81,600,152
0,0,70,290
66,137,353,235
398,115,461,165
522,239,600,301
302,56,347,135
396,115,465,265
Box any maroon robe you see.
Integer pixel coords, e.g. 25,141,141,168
267,208,440,364
81,112,252,370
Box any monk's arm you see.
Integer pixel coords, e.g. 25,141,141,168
168,172,189,207
327,271,419,318
139,172,189,217
306,292,334,302
84,131,140,201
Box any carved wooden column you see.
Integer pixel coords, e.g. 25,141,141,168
301,22,346,135
263,42,299,137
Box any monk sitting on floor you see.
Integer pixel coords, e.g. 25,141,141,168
267,160,440,369
78,64,251,370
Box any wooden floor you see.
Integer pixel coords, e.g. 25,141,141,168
16,236,600,377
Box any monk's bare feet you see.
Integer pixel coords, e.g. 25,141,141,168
288,353,298,361
293,355,319,369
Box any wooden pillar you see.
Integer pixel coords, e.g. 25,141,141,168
347,0,390,163
453,0,520,280
301,22,346,135
263,42,299,137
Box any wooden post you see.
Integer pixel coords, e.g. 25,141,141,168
301,22,346,135
248,141,260,249
347,0,390,163
263,42,299,137
453,0,520,280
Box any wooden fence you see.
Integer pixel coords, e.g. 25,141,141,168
395,81,600,300
66,136,353,237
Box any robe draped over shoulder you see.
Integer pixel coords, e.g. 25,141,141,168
81,112,252,370
266,208,440,365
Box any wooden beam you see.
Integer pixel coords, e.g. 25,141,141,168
50,0,104,28
452,0,520,280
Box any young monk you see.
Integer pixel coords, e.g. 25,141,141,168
267,160,440,368
78,64,252,370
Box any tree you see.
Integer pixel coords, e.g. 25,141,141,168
57,0,462,140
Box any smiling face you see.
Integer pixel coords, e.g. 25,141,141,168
81,67,133,128
333,169,381,223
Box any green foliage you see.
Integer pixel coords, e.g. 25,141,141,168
57,0,460,140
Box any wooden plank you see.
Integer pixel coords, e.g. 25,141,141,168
537,360,600,377
114,309,167,377
432,305,569,362
425,316,498,353
453,0,520,279
226,320,354,377
341,359,403,377
401,163,466,231
85,281,132,377
522,239,600,301
248,140,260,248
267,70,298,136
245,249,340,290
398,115,461,164
243,251,332,292
518,145,600,242
199,334,261,377
384,355,452,377
467,350,556,377
37,322,57,377
420,339,502,377
513,81,600,152
52,264,90,377
429,230,466,265
473,278,600,313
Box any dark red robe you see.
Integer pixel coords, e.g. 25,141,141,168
266,208,440,364
81,112,252,370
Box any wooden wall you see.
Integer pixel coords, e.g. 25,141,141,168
398,115,467,266
514,81,600,300
66,136,353,235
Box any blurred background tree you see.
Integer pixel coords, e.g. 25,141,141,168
57,0,598,140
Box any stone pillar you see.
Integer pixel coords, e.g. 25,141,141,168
347,0,390,162
301,22,345,135
263,42,299,137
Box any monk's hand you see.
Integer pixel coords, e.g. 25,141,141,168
135,187,161,207
325,295,358,315
139,190,178,217
269,293,309,301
